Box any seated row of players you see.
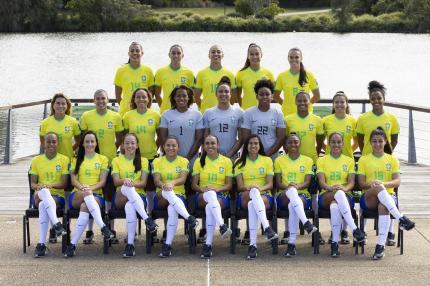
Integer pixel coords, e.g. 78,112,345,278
31,126,415,260
114,42,320,116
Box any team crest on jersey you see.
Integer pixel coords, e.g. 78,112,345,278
141,75,147,81
299,166,305,172
309,124,314,131
385,163,391,170
56,165,61,171
259,167,265,174
175,166,181,173
180,77,186,84
230,116,236,123
188,119,194,126
346,125,351,133
342,164,348,172
219,167,225,173
271,119,277,126
107,121,113,129
95,163,100,169
65,126,70,133
148,119,154,125
385,123,390,130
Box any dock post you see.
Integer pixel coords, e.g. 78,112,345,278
408,109,417,164
39,103,48,154
4,109,12,164
361,102,366,114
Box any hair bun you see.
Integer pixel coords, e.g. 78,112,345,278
218,76,231,86
368,80,385,92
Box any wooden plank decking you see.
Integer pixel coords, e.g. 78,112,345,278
0,156,429,217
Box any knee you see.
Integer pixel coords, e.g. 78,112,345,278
80,203,89,212
250,188,259,197
334,189,346,198
378,203,389,215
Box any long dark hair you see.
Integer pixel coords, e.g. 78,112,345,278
240,43,262,71
74,131,100,175
289,47,308,87
130,88,152,109
200,135,219,168
123,133,142,173
169,85,194,109
370,127,392,155
233,134,266,169
368,80,386,100
331,91,350,114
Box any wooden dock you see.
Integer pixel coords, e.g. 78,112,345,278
0,156,429,217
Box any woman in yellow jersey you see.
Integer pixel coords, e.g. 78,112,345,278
285,91,324,163
64,131,114,258
191,135,233,259
114,42,155,117
30,132,68,258
323,92,358,158
152,135,198,258
274,133,317,257
234,134,278,260
357,81,399,156
236,43,274,109
40,93,81,160
316,132,365,257
154,45,195,114
194,45,236,112
111,133,158,258
274,47,320,116
357,128,415,260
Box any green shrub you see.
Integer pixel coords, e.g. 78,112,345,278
259,3,284,20
234,0,253,17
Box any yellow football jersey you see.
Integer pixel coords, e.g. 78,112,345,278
192,154,233,192
80,109,123,162
39,115,81,159
70,153,109,195
285,113,323,163
356,111,399,156
316,154,355,194
152,155,189,196
114,63,155,117
111,154,149,194
236,67,274,110
274,154,313,195
234,155,274,194
154,65,194,113
323,114,357,158
275,69,318,115
29,153,70,197
195,66,236,112
123,108,160,159
357,153,399,194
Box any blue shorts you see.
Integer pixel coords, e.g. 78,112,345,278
112,190,147,209
68,192,105,210
318,192,354,210
195,193,230,209
153,193,186,210
276,192,312,211
31,194,65,209
237,192,274,210
360,193,398,211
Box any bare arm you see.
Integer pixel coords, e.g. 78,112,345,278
186,129,204,160
236,87,242,106
115,86,122,105
159,127,168,153
357,133,364,153
310,88,320,104
273,90,283,105
115,132,123,149
391,134,398,151
112,172,148,189
316,134,324,156
194,88,202,108
30,174,68,191
266,127,285,157
226,128,243,158
237,174,273,193
154,86,162,108
153,171,188,189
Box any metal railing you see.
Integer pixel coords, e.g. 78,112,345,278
1,98,429,165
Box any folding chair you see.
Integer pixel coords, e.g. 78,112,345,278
23,173,66,253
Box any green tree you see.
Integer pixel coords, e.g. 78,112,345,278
331,0,352,29
235,0,254,16
405,0,430,32
371,0,405,15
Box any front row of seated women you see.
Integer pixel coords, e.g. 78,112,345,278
30,128,415,260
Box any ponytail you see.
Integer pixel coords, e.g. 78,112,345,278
240,43,261,71
299,62,308,87
370,127,392,155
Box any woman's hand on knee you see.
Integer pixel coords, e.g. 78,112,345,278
123,179,134,187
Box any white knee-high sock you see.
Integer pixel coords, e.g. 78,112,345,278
286,187,308,224
249,188,269,229
334,191,357,231
165,205,179,245
125,202,137,245
378,215,390,246
71,212,90,245
38,201,49,244
83,195,105,228
203,191,224,226
389,219,394,233
205,204,216,246
161,190,190,220
288,203,299,244
330,203,342,243
248,201,259,247
37,188,59,225
377,190,402,220
121,186,149,220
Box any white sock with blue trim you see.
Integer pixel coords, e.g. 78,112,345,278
165,205,178,245
377,190,402,220
249,188,269,229
248,201,259,247
121,186,148,220
286,187,308,224
125,201,137,245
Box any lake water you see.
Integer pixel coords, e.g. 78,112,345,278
1,32,430,164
